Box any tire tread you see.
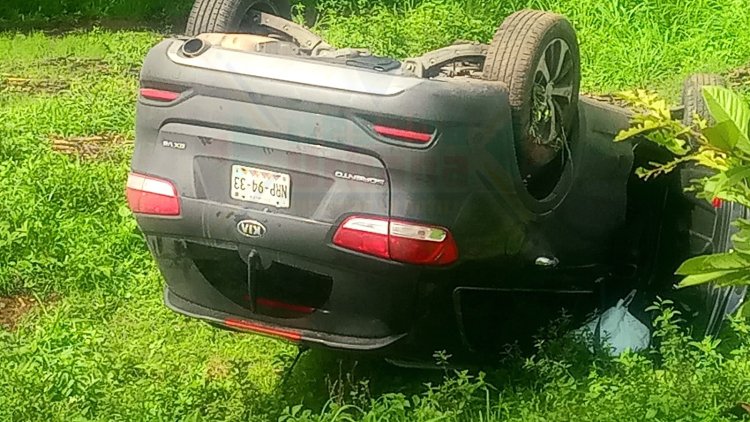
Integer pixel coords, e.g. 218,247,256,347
682,73,726,126
482,9,581,175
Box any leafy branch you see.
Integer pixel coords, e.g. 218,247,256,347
615,86,750,289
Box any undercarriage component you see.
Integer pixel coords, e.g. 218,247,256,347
185,0,292,36
190,33,300,56
401,42,488,78
246,10,333,54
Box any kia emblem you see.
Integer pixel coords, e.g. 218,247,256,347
237,219,266,238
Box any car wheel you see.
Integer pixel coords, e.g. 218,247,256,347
701,203,748,337
680,72,727,252
482,10,581,192
681,73,725,128
185,0,293,36
679,73,746,337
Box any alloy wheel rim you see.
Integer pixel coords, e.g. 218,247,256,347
529,38,575,154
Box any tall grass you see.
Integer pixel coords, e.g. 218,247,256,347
0,31,158,296
5,0,749,94
0,0,193,26
1,1,750,421
0,31,300,421
315,0,750,93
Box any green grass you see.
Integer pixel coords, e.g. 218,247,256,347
1,1,750,420
0,29,437,422
314,0,750,95
0,0,194,28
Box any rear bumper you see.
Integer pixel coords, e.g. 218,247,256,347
147,234,436,353
148,234,604,357
164,285,407,351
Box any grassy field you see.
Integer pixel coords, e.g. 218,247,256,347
2,0,750,421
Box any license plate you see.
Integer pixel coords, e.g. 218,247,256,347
230,165,290,208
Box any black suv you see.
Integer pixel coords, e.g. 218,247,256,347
128,2,745,360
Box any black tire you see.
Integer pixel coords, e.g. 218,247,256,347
700,203,748,337
482,10,581,185
679,73,745,337
185,0,292,36
681,73,725,127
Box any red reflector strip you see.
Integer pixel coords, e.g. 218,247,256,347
372,124,433,143
256,297,315,314
224,318,302,342
139,88,181,102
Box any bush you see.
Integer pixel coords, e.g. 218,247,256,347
279,302,750,421
615,87,750,291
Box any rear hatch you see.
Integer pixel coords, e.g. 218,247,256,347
132,37,511,265
132,39,408,249
165,122,388,224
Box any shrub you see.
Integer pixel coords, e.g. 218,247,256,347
615,87,750,292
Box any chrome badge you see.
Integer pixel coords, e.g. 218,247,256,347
334,170,385,186
237,219,267,238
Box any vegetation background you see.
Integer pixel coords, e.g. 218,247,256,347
1,0,750,421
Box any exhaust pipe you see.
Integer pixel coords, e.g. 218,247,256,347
181,37,211,58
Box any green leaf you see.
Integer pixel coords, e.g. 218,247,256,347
677,248,750,288
117,204,132,218
702,120,742,151
615,119,665,142
702,86,750,153
678,271,735,288
678,269,750,288
711,165,750,194
675,251,750,275
732,219,750,255
711,269,750,287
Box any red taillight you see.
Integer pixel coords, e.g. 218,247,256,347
224,318,302,342
388,221,459,265
126,173,180,216
372,124,433,143
332,217,390,259
139,88,181,102
333,216,458,265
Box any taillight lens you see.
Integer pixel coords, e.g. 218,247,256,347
389,221,458,264
139,88,181,102
333,217,390,259
333,216,458,265
126,173,180,216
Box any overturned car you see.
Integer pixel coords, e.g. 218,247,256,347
127,0,745,361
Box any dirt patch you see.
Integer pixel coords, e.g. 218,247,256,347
0,17,182,37
0,295,40,331
41,57,112,74
0,75,70,94
38,57,140,78
0,59,139,93
51,134,132,159
204,355,232,380
726,64,750,88
582,92,633,109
